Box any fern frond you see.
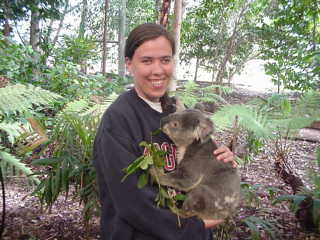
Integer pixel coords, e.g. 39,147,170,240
211,104,272,138
176,81,230,107
0,84,63,116
0,121,32,144
294,91,320,118
0,147,40,184
60,93,117,117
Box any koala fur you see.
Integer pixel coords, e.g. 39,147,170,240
150,109,240,220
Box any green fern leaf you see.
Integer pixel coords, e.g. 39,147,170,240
0,121,32,144
0,149,40,184
0,84,63,116
212,104,272,138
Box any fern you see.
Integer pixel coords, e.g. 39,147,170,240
0,121,32,144
212,91,320,139
176,81,230,107
212,104,272,138
0,147,40,184
0,84,63,116
32,94,117,223
243,216,278,240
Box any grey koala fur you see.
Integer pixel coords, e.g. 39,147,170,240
150,109,240,220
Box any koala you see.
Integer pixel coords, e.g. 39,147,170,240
150,109,240,220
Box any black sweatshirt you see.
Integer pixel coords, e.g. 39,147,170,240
93,89,213,240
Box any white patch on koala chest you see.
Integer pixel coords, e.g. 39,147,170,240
224,196,235,204
214,201,223,210
176,147,187,164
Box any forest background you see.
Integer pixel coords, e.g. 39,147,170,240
0,0,319,239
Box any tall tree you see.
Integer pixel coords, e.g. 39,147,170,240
118,0,126,78
79,0,88,39
78,0,89,73
30,4,40,52
181,0,265,84
159,0,172,27
170,0,184,91
101,0,110,74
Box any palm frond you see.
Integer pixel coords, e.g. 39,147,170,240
0,84,63,116
0,147,40,184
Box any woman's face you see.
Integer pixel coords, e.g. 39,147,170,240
126,36,174,102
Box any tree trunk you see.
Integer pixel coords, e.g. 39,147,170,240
211,70,215,83
79,0,88,39
30,8,40,52
194,57,199,82
118,0,126,79
159,0,172,27
30,5,40,81
101,0,110,75
170,0,183,91
214,4,247,86
3,19,12,37
79,0,88,73
155,0,161,23
52,0,69,48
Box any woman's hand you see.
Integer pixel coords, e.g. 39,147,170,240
203,219,224,228
213,145,238,168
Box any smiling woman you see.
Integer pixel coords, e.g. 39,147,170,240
92,23,234,240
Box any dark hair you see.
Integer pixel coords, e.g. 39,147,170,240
125,23,176,59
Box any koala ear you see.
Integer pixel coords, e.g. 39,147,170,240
194,118,214,142
193,103,205,112
174,97,186,112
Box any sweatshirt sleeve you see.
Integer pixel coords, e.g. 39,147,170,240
93,111,208,240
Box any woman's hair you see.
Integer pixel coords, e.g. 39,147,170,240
125,23,176,59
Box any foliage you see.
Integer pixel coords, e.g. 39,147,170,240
0,84,63,116
272,146,320,233
0,84,62,184
243,216,278,240
32,94,117,223
257,0,320,91
0,0,63,26
181,0,266,82
58,35,98,65
240,182,262,207
212,104,272,138
0,35,35,83
122,139,186,222
176,81,231,108
0,150,40,185
212,91,320,138
41,61,125,99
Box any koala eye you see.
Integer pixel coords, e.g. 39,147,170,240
170,121,179,128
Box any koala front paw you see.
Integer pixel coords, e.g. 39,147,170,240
149,166,165,178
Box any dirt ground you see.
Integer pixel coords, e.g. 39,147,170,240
2,87,320,240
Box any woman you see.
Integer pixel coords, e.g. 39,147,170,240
93,23,234,240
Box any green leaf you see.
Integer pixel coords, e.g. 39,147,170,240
121,155,145,182
32,157,62,166
137,173,148,189
175,193,187,201
140,155,153,170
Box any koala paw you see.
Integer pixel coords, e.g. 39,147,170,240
149,166,165,178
